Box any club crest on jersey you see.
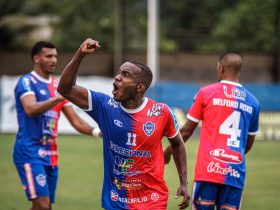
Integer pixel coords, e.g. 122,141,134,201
143,122,155,136
111,190,119,201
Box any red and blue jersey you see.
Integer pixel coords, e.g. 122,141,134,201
187,80,260,190
13,71,68,166
85,90,179,210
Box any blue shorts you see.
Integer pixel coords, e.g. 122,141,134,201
15,163,59,203
192,181,242,210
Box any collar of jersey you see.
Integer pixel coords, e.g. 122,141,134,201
120,97,148,114
31,71,52,84
220,80,242,87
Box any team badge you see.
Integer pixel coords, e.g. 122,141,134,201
143,122,155,136
36,174,46,187
111,190,119,201
151,192,160,201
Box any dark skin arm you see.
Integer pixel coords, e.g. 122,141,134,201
164,119,198,164
168,133,191,209
57,38,100,109
245,135,256,154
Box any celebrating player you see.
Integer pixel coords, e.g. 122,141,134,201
164,50,260,210
57,38,191,210
13,41,101,210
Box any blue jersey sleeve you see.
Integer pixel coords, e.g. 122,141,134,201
249,101,260,135
85,90,111,124
15,75,34,99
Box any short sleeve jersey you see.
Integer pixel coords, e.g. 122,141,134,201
13,71,68,166
85,90,179,210
187,80,260,190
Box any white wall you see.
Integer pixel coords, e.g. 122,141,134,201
0,75,113,134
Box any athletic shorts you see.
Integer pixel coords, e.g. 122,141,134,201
15,163,59,203
192,181,242,210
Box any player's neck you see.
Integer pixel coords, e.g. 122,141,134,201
34,67,50,79
121,96,145,110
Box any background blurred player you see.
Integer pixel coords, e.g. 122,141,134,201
58,38,191,210
13,41,101,210
164,50,260,210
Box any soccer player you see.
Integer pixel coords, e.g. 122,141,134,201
13,41,101,210
164,50,260,210
57,38,191,210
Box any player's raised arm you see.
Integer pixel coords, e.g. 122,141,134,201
58,38,100,109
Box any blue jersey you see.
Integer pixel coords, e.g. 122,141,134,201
85,90,179,210
13,71,68,166
187,80,260,190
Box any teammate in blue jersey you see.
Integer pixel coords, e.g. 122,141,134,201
13,41,101,210
58,38,191,210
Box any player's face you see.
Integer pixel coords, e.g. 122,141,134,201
35,47,58,75
113,62,142,102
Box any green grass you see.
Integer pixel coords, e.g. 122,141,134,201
0,134,279,210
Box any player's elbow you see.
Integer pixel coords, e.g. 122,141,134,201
180,127,194,142
24,106,37,117
57,85,65,96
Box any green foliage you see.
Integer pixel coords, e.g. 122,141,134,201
198,0,278,53
52,0,114,51
0,0,278,53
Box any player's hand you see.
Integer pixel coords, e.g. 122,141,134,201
79,38,100,54
175,185,191,209
54,94,65,102
163,146,172,164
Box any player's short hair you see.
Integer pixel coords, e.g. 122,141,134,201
219,50,243,73
128,60,153,90
31,41,56,61
219,50,242,61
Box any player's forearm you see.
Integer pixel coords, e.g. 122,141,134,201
72,119,93,136
24,97,62,117
172,142,188,186
58,49,85,97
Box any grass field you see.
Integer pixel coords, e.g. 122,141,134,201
0,134,279,210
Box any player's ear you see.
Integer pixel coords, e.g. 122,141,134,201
136,82,146,93
33,55,40,64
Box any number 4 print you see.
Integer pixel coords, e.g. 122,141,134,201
219,111,241,148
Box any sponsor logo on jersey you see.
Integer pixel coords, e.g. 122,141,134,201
147,104,163,117
22,77,32,91
113,178,143,190
110,141,151,157
40,89,47,95
38,148,58,157
113,155,141,176
207,161,240,178
110,190,148,203
114,119,123,127
223,85,246,101
151,193,160,201
108,98,119,108
143,122,155,136
36,174,46,187
209,149,243,164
